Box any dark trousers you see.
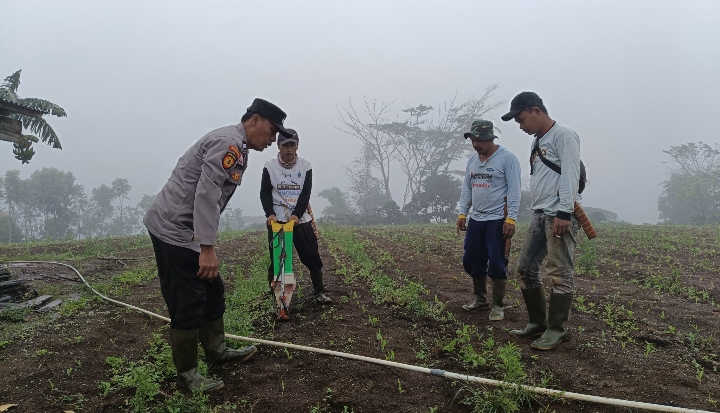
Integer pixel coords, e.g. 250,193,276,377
267,221,323,284
150,233,226,330
462,217,507,280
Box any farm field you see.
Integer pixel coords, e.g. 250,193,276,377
1,224,720,413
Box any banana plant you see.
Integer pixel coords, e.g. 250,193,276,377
0,70,66,163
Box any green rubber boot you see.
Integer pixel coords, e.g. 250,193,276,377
169,328,224,392
311,270,332,305
509,286,547,338
532,292,573,350
489,279,507,321
199,317,257,369
462,276,489,311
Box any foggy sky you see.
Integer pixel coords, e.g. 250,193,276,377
1,0,719,224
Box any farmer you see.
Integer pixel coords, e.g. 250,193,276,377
144,98,293,391
501,91,581,350
260,128,331,305
457,120,521,321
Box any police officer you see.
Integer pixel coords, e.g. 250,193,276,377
144,98,292,391
501,92,581,351
457,120,521,321
260,129,331,305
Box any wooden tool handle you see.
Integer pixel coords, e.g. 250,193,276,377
573,202,597,240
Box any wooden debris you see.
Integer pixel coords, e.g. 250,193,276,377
0,280,29,291
36,299,62,312
98,256,153,261
0,274,10,281
12,295,52,310
0,295,11,302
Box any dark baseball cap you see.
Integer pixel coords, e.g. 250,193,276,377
246,98,292,137
501,91,544,122
277,128,299,146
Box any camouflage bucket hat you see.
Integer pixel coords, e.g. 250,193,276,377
464,120,497,141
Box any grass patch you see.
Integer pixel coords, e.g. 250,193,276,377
322,224,445,319
223,253,274,342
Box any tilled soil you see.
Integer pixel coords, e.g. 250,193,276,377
1,225,719,413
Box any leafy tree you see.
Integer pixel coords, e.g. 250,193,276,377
91,184,117,236
583,207,621,223
403,173,461,223
317,186,353,224
0,70,67,163
219,207,244,232
0,214,23,244
380,86,502,206
111,178,132,235
345,150,392,224
136,194,156,213
29,167,78,239
658,142,720,224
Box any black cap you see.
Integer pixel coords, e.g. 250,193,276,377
277,128,299,145
246,98,292,137
501,91,544,122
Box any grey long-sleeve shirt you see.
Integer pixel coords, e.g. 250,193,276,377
144,124,248,252
530,122,581,218
457,146,522,222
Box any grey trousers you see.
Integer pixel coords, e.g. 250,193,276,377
517,211,580,294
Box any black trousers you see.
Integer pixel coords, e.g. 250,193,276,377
150,233,226,330
267,221,323,284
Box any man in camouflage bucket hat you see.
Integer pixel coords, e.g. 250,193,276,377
457,120,521,321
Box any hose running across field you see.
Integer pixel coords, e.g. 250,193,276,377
5,260,716,413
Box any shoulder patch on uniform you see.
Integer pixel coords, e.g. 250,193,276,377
231,171,241,181
229,145,241,159
223,152,237,169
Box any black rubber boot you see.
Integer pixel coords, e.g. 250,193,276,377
532,292,573,350
199,317,257,369
169,328,224,392
489,279,507,321
462,276,489,311
509,286,547,338
310,269,332,304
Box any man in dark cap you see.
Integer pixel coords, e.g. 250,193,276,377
260,128,331,306
144,98,292,391
456,120,521,321
501,92,581,350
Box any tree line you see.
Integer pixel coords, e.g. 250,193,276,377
0,168,245,243
317,91,715,226
316,87,626,226
658,142,720,224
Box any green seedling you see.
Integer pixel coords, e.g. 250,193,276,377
644,342,655,358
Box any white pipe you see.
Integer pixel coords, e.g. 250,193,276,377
7,261,716,413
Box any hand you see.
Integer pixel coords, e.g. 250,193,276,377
503,222,516,239
456,217,467,235
266,214,277,226
290,215,300,224
198,245,219,280
552,217,571,237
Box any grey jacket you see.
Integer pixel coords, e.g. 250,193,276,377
144,124,248,252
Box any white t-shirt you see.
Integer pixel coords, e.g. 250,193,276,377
263,156,312,223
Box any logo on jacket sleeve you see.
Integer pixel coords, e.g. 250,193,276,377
223,153,236,169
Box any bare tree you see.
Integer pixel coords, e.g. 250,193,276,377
336,98,398,199
383,84,504,207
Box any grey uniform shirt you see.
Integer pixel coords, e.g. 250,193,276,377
144,124,248,252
